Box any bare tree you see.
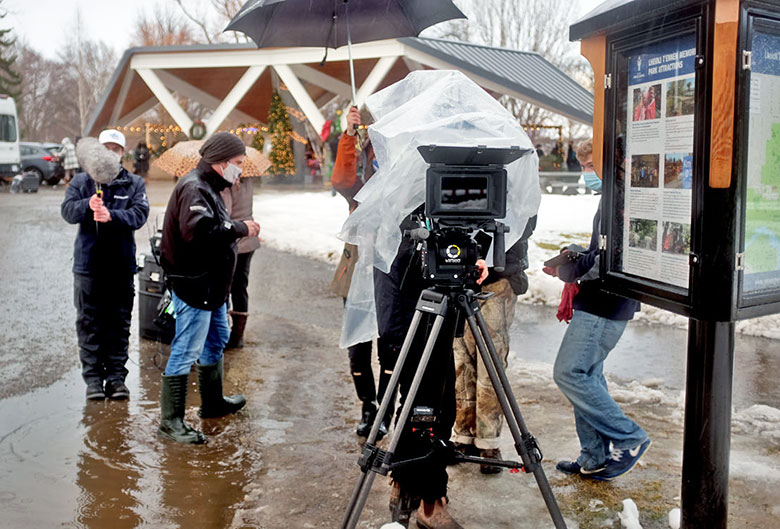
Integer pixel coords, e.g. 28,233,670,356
58,9,118,135
13,40,51,139
131,4,197,47
432,0,592,143
169,0,249,44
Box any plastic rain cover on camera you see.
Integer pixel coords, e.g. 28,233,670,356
339,70,540,348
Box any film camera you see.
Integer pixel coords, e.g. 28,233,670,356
410,145,531,287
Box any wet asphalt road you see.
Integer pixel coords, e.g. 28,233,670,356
0,181,779,528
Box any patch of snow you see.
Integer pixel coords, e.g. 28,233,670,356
618,498,643,529
668,508,681,529
729,449,780,481
732,404,780,441
254,191,780,339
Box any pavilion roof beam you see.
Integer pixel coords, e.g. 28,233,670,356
289,64,352,99
153,70,259,125
272,64,325,134
205,65,266,138
128,40,406,70
402,56,425,72
117,96,158,127
355,56,399,108
110,69,135,125
136,68,194,136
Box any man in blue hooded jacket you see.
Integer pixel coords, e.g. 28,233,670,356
61,130,149,401
545,139,651,482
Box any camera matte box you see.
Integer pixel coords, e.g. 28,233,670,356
419,145,531,220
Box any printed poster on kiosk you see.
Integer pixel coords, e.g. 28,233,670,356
744,28,780,295
623,34,696,289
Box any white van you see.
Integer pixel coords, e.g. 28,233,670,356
0,94,21,183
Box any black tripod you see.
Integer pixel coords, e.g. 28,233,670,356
339,286,568,529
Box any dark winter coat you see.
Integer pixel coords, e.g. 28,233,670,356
61,168,149,275
134,145,150,174
160,160,249,311
557,198,640,320
221,177,261,255
480,215,537,295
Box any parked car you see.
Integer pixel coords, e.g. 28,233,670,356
20,141,63,185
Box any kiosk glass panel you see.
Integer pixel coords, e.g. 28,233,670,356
611,32,697,292
743,23,780,295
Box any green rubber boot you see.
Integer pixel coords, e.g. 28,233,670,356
196,357,247,418
158,373,206,444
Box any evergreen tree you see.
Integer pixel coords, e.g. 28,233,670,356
251,130,264,152
267,90,294,176
0,1,21,98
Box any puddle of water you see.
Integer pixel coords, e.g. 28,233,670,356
0,348,265,528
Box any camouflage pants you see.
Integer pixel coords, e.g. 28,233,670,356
453,278,517,449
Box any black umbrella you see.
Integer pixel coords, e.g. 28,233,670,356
225,0,466,102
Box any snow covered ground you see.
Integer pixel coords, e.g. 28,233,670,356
254,189,780,340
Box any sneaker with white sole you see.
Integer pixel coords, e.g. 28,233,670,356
588,438,652,481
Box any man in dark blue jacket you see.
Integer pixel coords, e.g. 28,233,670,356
61,131,149,401
544,139,650,482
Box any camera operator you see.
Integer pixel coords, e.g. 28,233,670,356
377,216,487,529
451,216,536,474
158,132,260,445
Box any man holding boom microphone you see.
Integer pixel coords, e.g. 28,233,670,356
61,130,149,401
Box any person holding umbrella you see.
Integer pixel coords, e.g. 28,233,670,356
158,132,260,444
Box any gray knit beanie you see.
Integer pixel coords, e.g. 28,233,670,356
199,132,246,164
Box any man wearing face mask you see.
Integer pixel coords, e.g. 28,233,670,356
61,131,150,401
159,132,260,444
543,139,650,481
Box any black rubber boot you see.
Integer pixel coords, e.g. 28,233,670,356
158,374,206,444
376,370,397,440
356,400,378,437
226,311,248,349
352,370,378,437
197,357,247,418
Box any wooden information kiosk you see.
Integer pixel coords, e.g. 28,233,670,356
571,1,780,527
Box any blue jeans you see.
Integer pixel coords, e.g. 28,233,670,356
164,292,229,376
553,310,647,470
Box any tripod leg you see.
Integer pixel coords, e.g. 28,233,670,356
340,310,424,529
340,292,449,529
465,309,568,529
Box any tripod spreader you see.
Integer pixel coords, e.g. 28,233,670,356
357,443,392,475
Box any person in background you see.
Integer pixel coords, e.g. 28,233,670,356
57,137,80,185
331,106,391,439
452,218,536,474
61,130,149,400
566,142,581,172
221,173,261,349
133,141,150,180
158,132,259,444
544,139,651,481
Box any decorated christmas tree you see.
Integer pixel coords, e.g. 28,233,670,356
267,90,295,176
251,130,264,152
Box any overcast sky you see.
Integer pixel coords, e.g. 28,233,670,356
7,0,606,60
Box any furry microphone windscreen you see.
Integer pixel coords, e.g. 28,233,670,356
76,137,121,185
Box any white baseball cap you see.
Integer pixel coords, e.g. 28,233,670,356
98,129,126,148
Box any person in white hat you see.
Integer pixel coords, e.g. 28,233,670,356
61,132,149,401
